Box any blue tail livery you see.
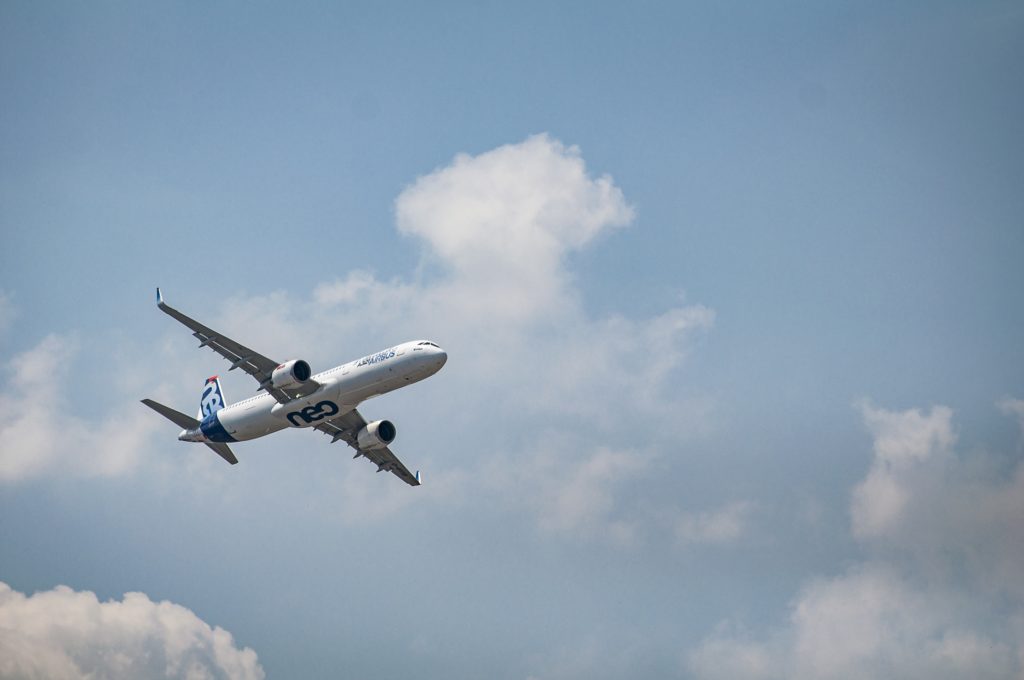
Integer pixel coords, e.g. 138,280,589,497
198,375,227,419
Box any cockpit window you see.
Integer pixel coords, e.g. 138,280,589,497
417,341,441,347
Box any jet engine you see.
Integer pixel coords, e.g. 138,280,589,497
357,420,397,450
271,359,312,389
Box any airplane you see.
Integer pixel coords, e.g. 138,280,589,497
141,289,446,486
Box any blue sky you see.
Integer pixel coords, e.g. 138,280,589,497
2,2,1023,678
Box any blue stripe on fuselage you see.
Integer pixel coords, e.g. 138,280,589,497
200,411,236,443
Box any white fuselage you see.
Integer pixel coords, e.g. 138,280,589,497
191,340,447,443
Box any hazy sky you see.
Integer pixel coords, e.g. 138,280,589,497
2,2,1023,678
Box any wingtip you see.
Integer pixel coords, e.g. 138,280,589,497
415,470,422,484
156,287,163,305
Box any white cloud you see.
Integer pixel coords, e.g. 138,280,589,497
0,134,718,555
0,134,722,554
395,134,634,324
487,442,754,549
850,402,955,539
790,570,909,678
674,501,753,546
851,401,1024,597
0,581,264,680
503,442,648,546
859,402,956,465
690,565,1018,680
999,397,1024,442
327,455,471,527
544,448,640,538
687,627,780,680
204,135,715,537
0,333,158,482
688,401,1024,680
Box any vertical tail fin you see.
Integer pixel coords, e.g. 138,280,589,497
198,375,227,419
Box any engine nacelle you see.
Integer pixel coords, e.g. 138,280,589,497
271,359,312,389
357,420,397,450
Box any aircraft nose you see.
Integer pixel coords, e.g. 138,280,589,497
435,347,448,367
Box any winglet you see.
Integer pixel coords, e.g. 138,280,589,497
156,287,164,306
415,470,421,484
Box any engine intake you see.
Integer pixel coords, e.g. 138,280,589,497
271,359,312,389
357,420,397,450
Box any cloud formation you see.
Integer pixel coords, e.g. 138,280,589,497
213,134,718,536
674,500,753,546
852,401,1024,598
0,581,264,680
687,401,1024,679
850,403,956,539
0,333,157,482
394,134,633,323
0,135,728,552
505,442,649,546
1000,397,1024,444
689,565,1018,680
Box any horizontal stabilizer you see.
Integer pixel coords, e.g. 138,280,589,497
141,398,199,430
141,399,238,465
204,441,239,465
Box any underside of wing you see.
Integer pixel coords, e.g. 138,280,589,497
156,289,320,404
314,409,421,486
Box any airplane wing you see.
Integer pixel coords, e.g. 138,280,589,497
314,409,421,486
156,289,320,404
